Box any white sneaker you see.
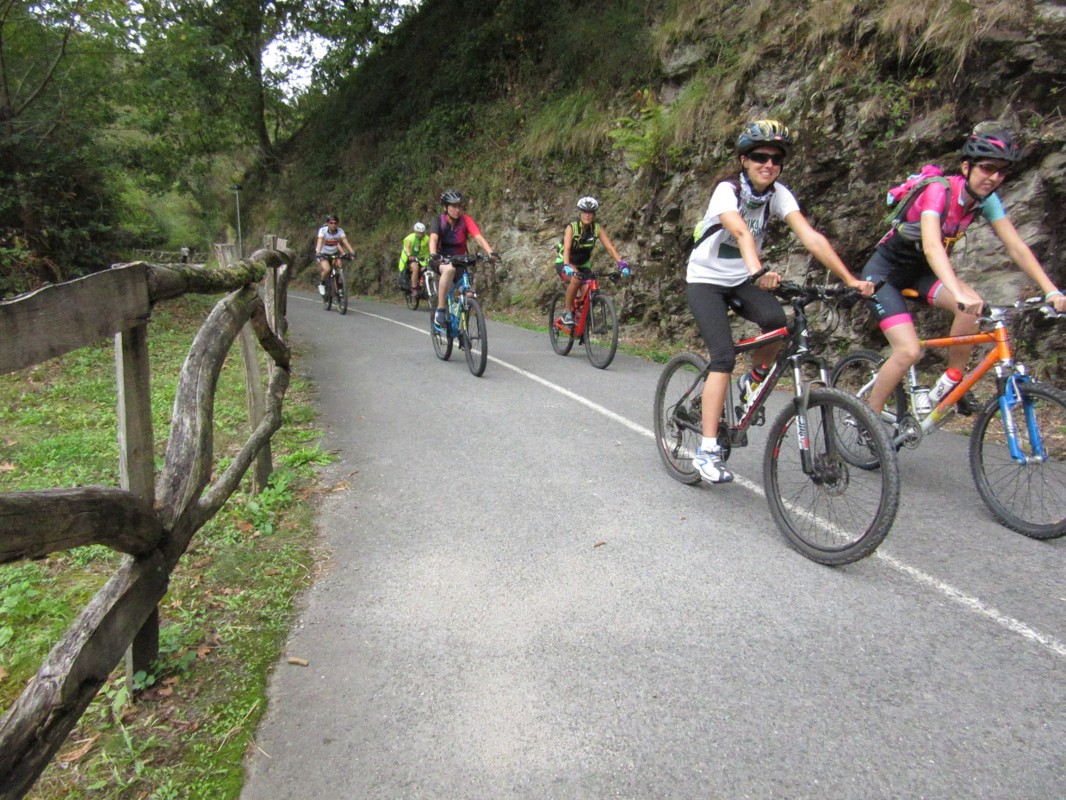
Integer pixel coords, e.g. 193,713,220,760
693,447,733,484
318,283,326,296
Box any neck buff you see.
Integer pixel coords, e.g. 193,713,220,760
738,171,775,209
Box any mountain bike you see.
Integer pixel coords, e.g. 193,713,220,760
830,292,1066,539
319,252,352,315
654,281,901,566
430,253,490,377
401,257,431,311
549,270,622,369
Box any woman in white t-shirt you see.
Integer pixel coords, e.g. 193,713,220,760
686,119,873,484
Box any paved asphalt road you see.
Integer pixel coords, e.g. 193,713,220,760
240,292,1066,799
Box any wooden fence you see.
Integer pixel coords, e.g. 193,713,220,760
0,236,293,800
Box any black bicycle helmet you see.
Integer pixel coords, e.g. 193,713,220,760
735,119,794,157
576,196,599,212
961,127,1020,162
440,189,464,206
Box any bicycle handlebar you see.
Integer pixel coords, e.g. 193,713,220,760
773,280,882,307
962,296,1065,323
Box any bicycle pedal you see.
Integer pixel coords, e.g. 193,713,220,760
752,407,765,426
728,429,748,448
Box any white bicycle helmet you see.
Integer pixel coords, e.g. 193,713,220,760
576,196,599,212
414,222,426,234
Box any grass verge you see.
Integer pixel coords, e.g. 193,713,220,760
0,294,329,800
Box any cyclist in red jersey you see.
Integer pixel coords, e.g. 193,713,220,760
429,189,498,328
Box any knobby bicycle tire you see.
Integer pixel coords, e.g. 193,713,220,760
584,293,618,369
549,293,575,356
969,380,1066,539
763,388,900,565
463,297,488,377
431,306,452,361
336,271,348,315
653,351,708,485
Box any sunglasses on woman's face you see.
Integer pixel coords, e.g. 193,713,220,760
745,151,785,166
974,161,1011,178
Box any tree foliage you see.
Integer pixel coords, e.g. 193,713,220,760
0,0,408,295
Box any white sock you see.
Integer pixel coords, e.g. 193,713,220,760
701,437,717,453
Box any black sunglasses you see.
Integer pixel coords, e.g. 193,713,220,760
745,151,785,166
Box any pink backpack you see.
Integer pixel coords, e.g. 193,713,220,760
884,165,951,242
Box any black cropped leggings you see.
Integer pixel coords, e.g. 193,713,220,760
686,281,786,374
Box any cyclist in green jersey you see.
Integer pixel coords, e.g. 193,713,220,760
398,222,430,297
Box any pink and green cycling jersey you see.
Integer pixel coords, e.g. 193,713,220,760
875,175,1005,264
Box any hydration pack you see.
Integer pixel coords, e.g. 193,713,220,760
885,165,951,243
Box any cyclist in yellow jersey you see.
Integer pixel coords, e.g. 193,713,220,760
398,222,430,297
554,196,629,326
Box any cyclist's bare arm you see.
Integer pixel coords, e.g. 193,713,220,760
920,213,981,313
597,227,623,263
990,216,1066,312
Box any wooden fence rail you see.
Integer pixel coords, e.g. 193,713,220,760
0,237,293,800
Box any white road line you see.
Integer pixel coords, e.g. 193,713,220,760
305,299,1066,660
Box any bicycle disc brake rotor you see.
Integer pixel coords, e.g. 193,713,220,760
813,453,849,495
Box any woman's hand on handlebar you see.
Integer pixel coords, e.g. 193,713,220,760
954,287,984,316
753,268,781,290
846,277,876,297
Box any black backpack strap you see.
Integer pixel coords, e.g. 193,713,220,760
691,182,741,252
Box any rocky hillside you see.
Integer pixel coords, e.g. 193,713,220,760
249,0,1066,379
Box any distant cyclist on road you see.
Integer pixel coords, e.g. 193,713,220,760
860,123,1066,416
554,196,629,326
429,189,499,329
398,222,430,298
686,119,873,485
315,215,355,296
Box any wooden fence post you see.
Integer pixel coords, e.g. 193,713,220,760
115,321,160,685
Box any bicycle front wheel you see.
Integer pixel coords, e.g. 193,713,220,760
830,349,905,468
764,388,900,565
430,307,452,361
548,293,575,356
584,294,618,369
653,351,708,485
463,297,488,377
336,270,348,315
970,381,1066,539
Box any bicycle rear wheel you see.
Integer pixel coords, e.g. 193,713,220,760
463,297,488,377
653,351,708,485
764,388,900,565
548,293,575,356
336,270,348,315
584,294,618,369
431,306,452,360
830,349,904,467
970,380,1066,539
